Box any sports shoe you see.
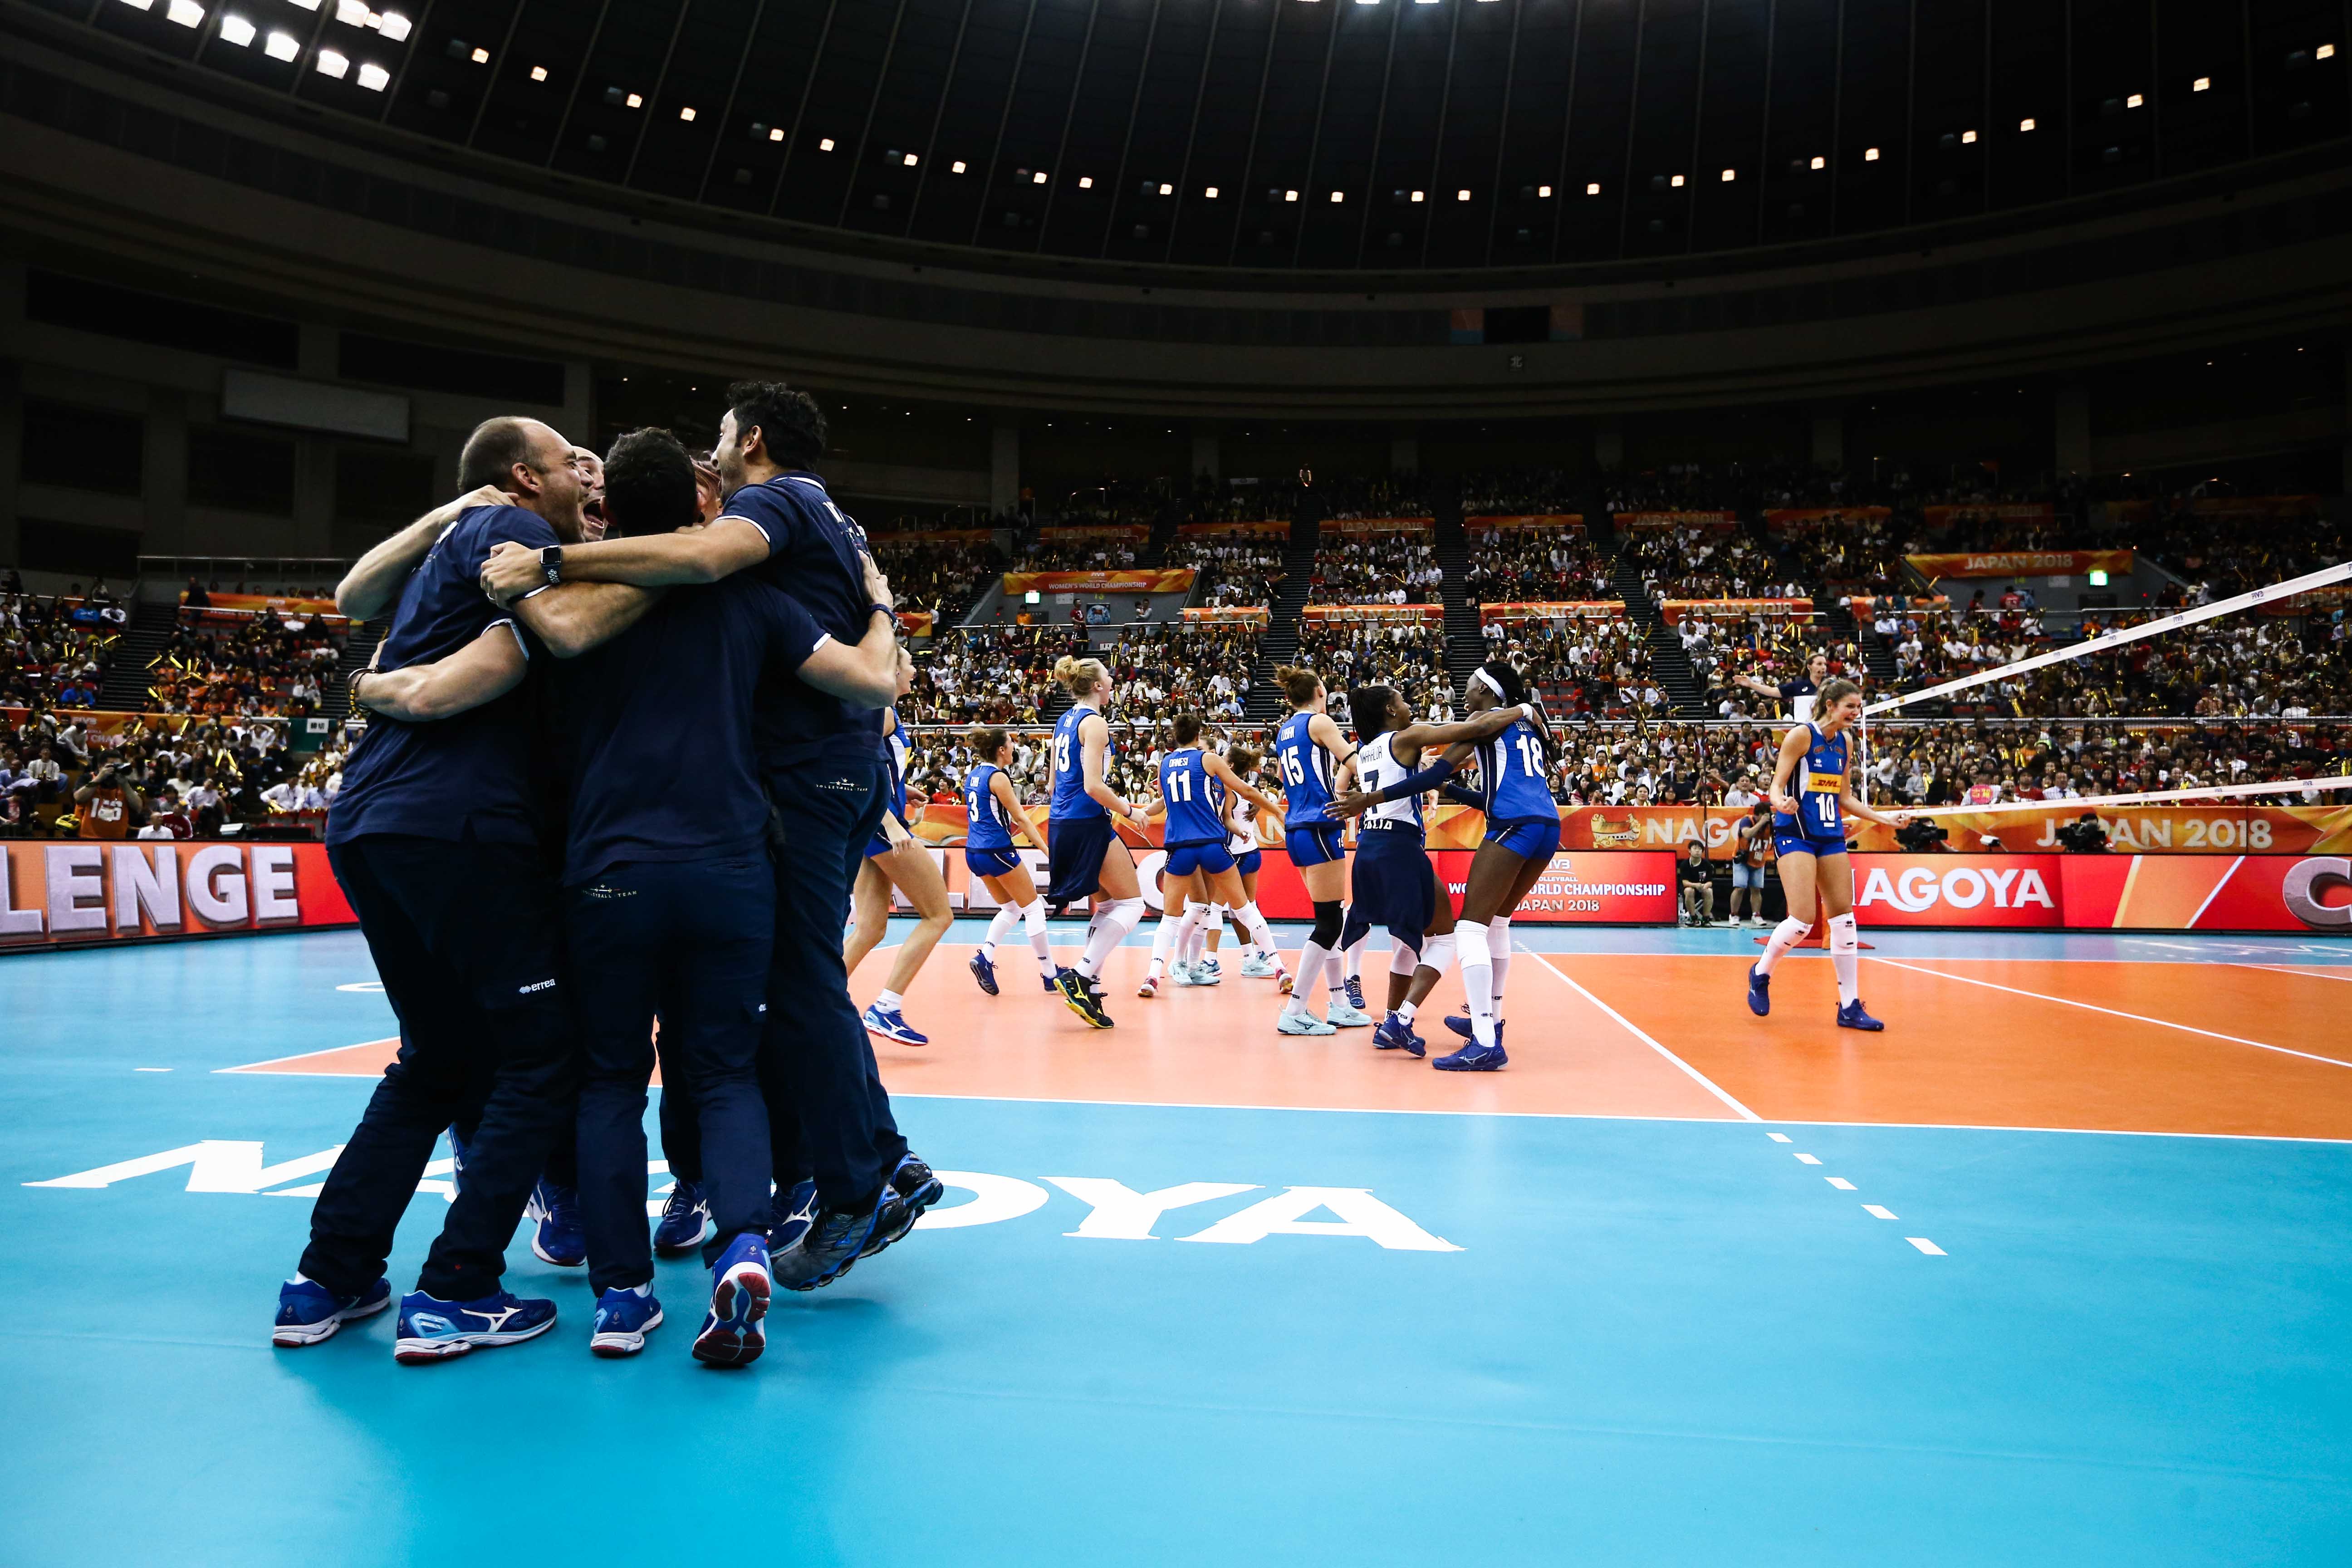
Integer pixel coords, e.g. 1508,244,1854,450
692,1233,771,1367
1431,1042,1509,1072
1344,975,1366,1012
392,1289,557,1364
1276,1009,1337,1036
1440,1015,1509,1047
525,1180,585,1267
1137,972,1162,998
1197,956,1223,979
775,1190,898,1292
1325,1001,1375,1028
768,1178,819,1257
588,1286,663,1357
863,1003,930,1047
1373,1014,1426,1058
1278,969,1295,994
1239,952,1279,978
863,1154,946,1259
1054,966,1114,1029
1043,973,1061,992
1837,999,1886,1032
273,1275,391,1347
968,950,1000,996
1172,961,1218,987
1746,965,1771,1017
652,1180,712,1256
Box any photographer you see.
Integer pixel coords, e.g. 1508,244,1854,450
2055,811,2111,853
74,757,142,840
1729,798,1772,927
1895,815,1952,854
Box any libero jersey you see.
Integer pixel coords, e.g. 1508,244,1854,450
1355,733,1422,830
1050,705,1107,819
1273,711,1335,826
1159,749,1227,845
964,762,1014,850
1473,716,1555,822
1791,722,1849,838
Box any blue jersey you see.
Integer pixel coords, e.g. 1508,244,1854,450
1474,716,1557,822
720,472,885,772
965,762,1014,850
1274,712,1335,826
881,713,908,819
1051,705,1107,820
1787,722,1848,838
1159,749,1227,845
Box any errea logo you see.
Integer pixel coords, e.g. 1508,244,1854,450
516,978,558,995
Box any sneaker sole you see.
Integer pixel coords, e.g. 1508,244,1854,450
692,1268,770,1367
1055,982,1114,1029
530,1237,586,1267
864,1019,931,1047
652,1219,714,1257
588,1307,664,1359
782,1207,887,1291
393,1314,557,1364
865,1176,945,1258
1275,1017,1337,1036
272,1292,390,1347
1433,1054,1508,1073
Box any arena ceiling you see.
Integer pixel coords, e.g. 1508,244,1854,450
45,0,2352,272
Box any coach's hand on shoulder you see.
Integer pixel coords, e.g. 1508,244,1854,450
861,554,896,611
479,541,542,606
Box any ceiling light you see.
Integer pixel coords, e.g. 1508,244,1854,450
529,65,546,81
1204,185,1219,198
357,60,388,89
333,0,363,24
951,158,965,172
625,91,641,107
1719,167,1734,182
1078,175,1093,188
118,0,155,10
1537,184,1552,197
1330,190,1343,203
469,46,487,63
375,10,407,39
218,12,254,44
1810,155,1826,169
287,0,318,9
167,0,202,24
316,48,349,77
680,106,696,121
1669,173,1685,187
902,152,917,167
266,29,299,57
2126,92,2143,108
1284,189,1298,201
1159,182,1174,196
1411,190,1425,202
1033,170,1047,184
2193,76,2210,92
1960,129,1977,144
818,137,835,151
1456,188,1471,201
2320,44,2336,59
1864,147,1881,161
1585,181,1601,195
2019,117,2035,131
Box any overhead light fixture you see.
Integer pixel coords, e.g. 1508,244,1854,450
357,60,388,89
1456,188,1471,201
118,0,155,11
1204,185,1219,198
1329,190,1343,203
1078,175,1093,188
1585,181,1600,195
1284,189,1298,202
376,10,407,39
680,106,696,121
951,158,965,172
2193,76,2210,92
287,0,318,9
2126,92,2143,108
266,29,300,57
218,12,254,44
1960,129,1977,143
1537,184,1552,197
768,127,784,142
625,91,641,107
1810,155,1826,169
1669,173,1685,187
333,0,363,24
902,152,918,167
2019,116,2035,131
1864,146,1881,161
167,0,202,24
1719,167,1735,182
1159,182,1174,195
2319,44,2336,59
529,65,546,81
1033,170,1047,184
819,137,835,151
470,45,487,62
1411,190,1425,202
316,48,349,77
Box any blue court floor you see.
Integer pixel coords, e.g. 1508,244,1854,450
3,923,2350,1566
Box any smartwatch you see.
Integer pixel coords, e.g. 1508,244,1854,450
540,545,564,586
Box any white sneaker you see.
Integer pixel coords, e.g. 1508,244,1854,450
1239,953,1279,978
1276,1009,1337,1036
1137,973,1161,998
1173,962,1218,987
1324,1001,1376,1028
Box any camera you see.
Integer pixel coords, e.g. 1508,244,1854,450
1895,817,1950,853
2055,813,2110,853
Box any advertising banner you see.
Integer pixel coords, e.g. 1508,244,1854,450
896,609,936,637
1301,603,1446,624
181,592,343,619
1842,802,2352,856
1000,568,1197,595
1920,503,2057,527
1617,512,1738,529
2258,584,2352,617
1848,853,2352,933
0,707,289,737
1175,521,1290,538
1660,598,1813,625
0,841,355,949
1906,549,2132,580
1323,518,1435,535
1181,606,1272,625
1850,854,2067,927
1034,524,1147,541
1479,601,1626,625
1764,508,1892,529
1465,514,1586,531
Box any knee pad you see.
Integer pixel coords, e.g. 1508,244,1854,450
1420,932,1456,973
1310,900,1344,949
1778,918,1815,942
1389,941,1421,976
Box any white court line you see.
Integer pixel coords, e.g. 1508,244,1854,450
1766,1132,1792,1143
1826,1176,1856,1190
1863,1205,1898,1220
1530,951,1761,1121
134,1067,171,1073
1874,958,2352,1073
2231,963,2352,985
1793,1152,1822,1165
1907,1237,1948,1256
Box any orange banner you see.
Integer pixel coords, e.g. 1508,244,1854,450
0,840,355,947
1176,520,1290,538
1479,601,1627,624
0,707,288,736
1921,502,2057,526
896,609,936,636
1660,598,1813,625
1300,603,1444,624
1764,507,1892,529
1322,517,1435,534
182,591,341,617
1000,569,1197,595
1034,524,1147,540
1465,514,1586,530
1181,606,1271,625
1617,512,1737,529
2258,585,2352,617
1906,549,2131,579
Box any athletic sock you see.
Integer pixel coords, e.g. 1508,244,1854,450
1021,899,1055,977
1396,1000,1418,1024
1183,910,1209,968
1078,898,1146,979
1344,932,1367,983
981,902,1021,958
877,989,904,1014
1146,902,1184,979
1234,901,1279,960
1488,916,1513,1023
1288,941,1331,1015
1456,920,1495,1049
1828,912,1861,1007
1757,916,1813,977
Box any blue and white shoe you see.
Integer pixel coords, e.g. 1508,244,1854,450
775,1190,899,1292
1325,1001,1375,1028
588,1286,663,1358
769,1178,820,1257
1837,998,1886,1032
1432,1042,1509,1072
525,1180,584,1267
1345,975,1366,1012
1198,956,1223,980
1441,1015,1508,1048
863,1155,946,1259
863,1003,931,1047
273,1275,391,1347
1276,1009,1338,1037
1239,952,1279,978
392,1289,557,1364
1373,1014,1426,1058
1172,960,1217,987
692,1233,771,1367
969,950,1000,995
652,1180,712,1256
1747,965,1772,1017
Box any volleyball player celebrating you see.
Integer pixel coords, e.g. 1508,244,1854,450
844,673,952,1046
960,726,1056,997
1045,656,1154,1028
1746,676,1911,1029
1138,715,1287,998
1210,743,1285,981
1270,666,1371,1035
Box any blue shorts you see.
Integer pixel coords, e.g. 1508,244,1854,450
1234,849,1262,877
1772,813,1847,858
1352,826,1436,943
1730,862,1766,890
866,810,906,860
965,847,1022,879
1047,813,1117,903
1165,840,1236,878
1482,814,1563,862
1286,822,1346,867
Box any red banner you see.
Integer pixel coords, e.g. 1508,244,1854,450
1000,568,1196,595
1479,601,1627,624
1034,524,1147,541
1301,603,1445,624
182,592,341,618
1322,517,1434,534
1660,598,1813,625
1617,512,1738,529
1920,503,2057,527
1906,549,2132,580
1181,606,1271,625
0,841,355,948
1465,514,1586,530
1764,508,1892,529
1176,520,1290,538
896,609,936,636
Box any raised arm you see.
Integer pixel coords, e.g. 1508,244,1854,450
336,485,509,619
1203,752,1282,817
794,557,903,709
509,582,662,659
348,622,526,722
480,517,772,603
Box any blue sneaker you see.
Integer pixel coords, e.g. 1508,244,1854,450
863,1155,945,1259
969,950,1000,995
1432,1042,1509,1072
652,1180,711,1256
1373,1014,1426,1058
273,1275,391,1347
588,1286,663,1357
1442,1016,1506,1047
392,1289,557,1363
1345,975,1366,1012
1837,998,1886,1032
692,1233,772,1367
775,1189,899,1292
525,1180,584,1267
1747,965,1772,1017
863,1003,931,1047
768,1178,819,1256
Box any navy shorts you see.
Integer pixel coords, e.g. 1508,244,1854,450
1482,814,1563,862
1165,840,1236,878
1352,827,1436,945
1234,849,1262,877
1047,813,1117,903
1286,822,1346,867
1772,814,1848,859
965,847,1023,879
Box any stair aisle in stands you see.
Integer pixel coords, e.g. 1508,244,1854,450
1609,543,1709,719
1243,523,1319,729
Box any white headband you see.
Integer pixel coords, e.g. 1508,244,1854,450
1471,668,1505,699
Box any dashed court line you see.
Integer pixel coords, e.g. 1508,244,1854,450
1774,1135,1941,1256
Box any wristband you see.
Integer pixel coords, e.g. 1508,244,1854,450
870,604,897,623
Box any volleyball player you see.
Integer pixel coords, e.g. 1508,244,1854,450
1269,666,1372,1035
1044,656,1154,1028
1137,714,1286,997
845,689,953,1046
1198,743,1285,982
1746,677,1913,1030
961,726,1056,995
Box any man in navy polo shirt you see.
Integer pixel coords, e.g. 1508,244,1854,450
274,416,596,1364
482,382,936,1291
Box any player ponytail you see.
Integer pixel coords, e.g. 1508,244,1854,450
1347,685,1400,741
1053,655,1109,698
968,725,1008,763
1227,744,1261,777
1275,666,1323,708
1171,712,1203,745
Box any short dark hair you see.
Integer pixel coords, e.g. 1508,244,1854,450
458,417,544,491
1171,712,1203,745
726,380,827,469
601,428,699,538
